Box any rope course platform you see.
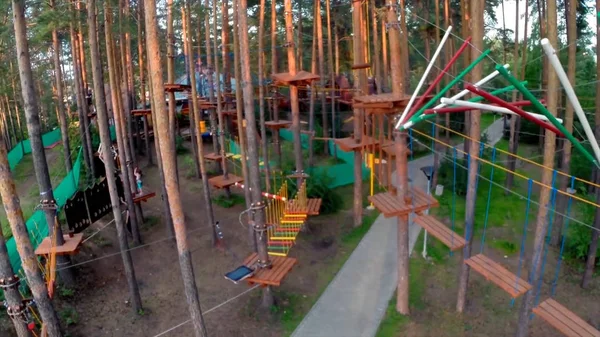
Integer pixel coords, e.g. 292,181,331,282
164,83,191,92
35,234,84,256
368,187,438,217
414,215,465,251
272,71,320,86
351,63,371,70
221,109,237,117
133,190,156,203
204,152,233,161
208,174,243,189
465,254,532,298
334,135,379,152
265,120,292,129
131,109,152,116
243,253,297,287
533,299,600,337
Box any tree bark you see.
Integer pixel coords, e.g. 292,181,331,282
456,0,483,314
51,0,72,173
238,0,274,308
137,0,153,166
0,219,32,337
271,0,282,169
0,138,62,336
257,0,271,191
316,0,328,156
552,0,576,246
370,0,381,95
204,0,219,154
13,0,75,286
105,3,142,246
145,0,209,334
326,0,336,143
86,0,144,314
221,1,231,95
185,1,218,246
505,0,522,194
515,0,559,334
233,0,256,251
308,3,317,168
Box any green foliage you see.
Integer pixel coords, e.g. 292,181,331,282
59,307,79,326
212,193,245,208
565,201,599,262
175,136,188,154
491,240,518,255
437,156,469,196
59,287,75,298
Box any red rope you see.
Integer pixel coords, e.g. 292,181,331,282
424,100,538,115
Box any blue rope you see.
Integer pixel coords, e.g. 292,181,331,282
480,147,496,254
551,176,575,296
511,178,534,307
451,147,457,256
534,170,559,307
409,129,414,161
475,142,485,192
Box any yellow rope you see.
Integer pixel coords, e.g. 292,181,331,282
431,121,600,189
411,127,600,209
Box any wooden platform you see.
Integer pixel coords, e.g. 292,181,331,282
131,109,152,116
35,234,84,256
203,152,232,161
208,174,243,189
265,120,292,129
334,135,379,152
221,109,238,116
272,71,320,86
164,83,191,92
368,187,439,218
465,254,532,298
243,252,297,287
533,298,600,337
414,215,465,251
353,93,432,114
351,63,371,70
365,139,411,157
133,191,156,203
286,198,322,215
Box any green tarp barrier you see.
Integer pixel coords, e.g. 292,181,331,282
7,129,62,170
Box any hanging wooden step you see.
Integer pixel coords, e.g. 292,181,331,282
351,63,371,70
368,187,438,218
275,227,301,233
164,83,191,92
272,71,320,86
243,252,297,287
280,218,305,225
208,175,243,189
133,190,156,204
35,234,84,256
265,120,292,129
465,254,532,298
285,198,322,215
334,135,380,152
353,93,432,115
131,109,152,117
203,153,232,161
533,299,600,337
414,215,465,251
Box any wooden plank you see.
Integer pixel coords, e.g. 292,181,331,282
544,299,600,337
466,254,531,297
470,254,531,290
35,234,84,256
414,215,465,250
534,300,592,337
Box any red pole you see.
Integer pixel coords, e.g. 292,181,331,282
424,100,538,115
403,37,472,122
466,85,564,136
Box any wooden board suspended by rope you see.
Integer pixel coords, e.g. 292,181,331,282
243,253,297,287
35,234,84,256
368,187,438,217
533,298,600,337
465,254,532,298
414,215,465,251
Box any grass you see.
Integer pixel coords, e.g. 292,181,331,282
212,193,245,208
491,239,518,255
279,208,381,336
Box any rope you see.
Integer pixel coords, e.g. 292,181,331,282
551,176,576,296
511,179,533,307
81,210,126,244
151,284,260,337
479,147,496,254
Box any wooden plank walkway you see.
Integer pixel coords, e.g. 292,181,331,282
465,254,532,298
413,215,465,251
534,298,600,337
243,253,297,287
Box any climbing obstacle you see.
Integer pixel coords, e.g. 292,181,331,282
413,215,465,251
533,299,600,337
465,254,532,298
242,253,298,287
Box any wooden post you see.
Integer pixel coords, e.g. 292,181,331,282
238,0,274,308
316,0,328,156
144,0,209,335
258,0,271,191
515,0,558,335
271,0,282,169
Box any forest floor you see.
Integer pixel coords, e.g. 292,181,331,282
0,142,379,337
376,141,600,337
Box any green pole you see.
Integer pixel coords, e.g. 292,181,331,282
402,49,492,128
496,65,597,166
416,83,525,124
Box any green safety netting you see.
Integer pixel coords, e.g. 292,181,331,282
7,129,62,170
6,148,83,272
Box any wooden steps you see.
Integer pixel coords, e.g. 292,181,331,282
533,299,600,337
334,135,379,152
133,191,156,203
414,215,465,251
208,175,243,189
368,187,438,217
286,198,322,215
465,254,532,298
243,253,297,287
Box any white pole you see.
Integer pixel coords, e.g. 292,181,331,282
397,26,453,126
541,38,600,165
441,98,563,123
433,64,510,110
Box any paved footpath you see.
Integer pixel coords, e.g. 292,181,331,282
291,119,504,337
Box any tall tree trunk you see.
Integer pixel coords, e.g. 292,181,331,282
0,139,61,336
204,0,219,154
118,0,137,173
456,0,483,314
271,0,282,168
0,219,31,337
334,26,340,75
221,1,231,95
582,0,600,289
381,20,387,90
233,0,255,250
308,2,317,168
258,0,271,191
505,0,522,194
138,0,153,166
284,0,304,180
144,1,209,334
182,5,201,179
185,0,218,245
51,0,72,173
166,0,180,186
297,1,303,70
88,0,144,313
431,0,441,189
105,4,142,245
237,0,274,308
316,0,328,156
461,0,471,154
370,0,381,95
326,0,336,142
13,0,75,287
552,0,576,246
515,0,559,334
